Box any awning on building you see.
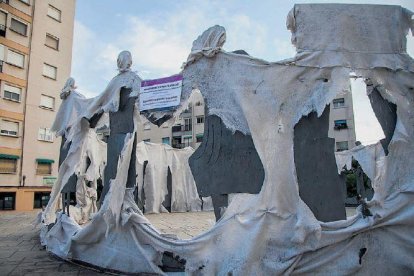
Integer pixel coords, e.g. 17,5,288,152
196,134,204,138
36,158,55,164
0,154,20,159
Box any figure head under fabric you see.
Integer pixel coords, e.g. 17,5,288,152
117,50,133,73
60,77,77,100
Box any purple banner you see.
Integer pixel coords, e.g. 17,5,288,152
141,75,183,87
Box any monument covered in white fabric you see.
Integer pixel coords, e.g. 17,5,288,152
41,4,414,275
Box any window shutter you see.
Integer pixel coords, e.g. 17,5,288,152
0,159,17,173
47,5,61,21
45,34,59,50
4,121,18,132
40,95,54,109
10,19,27,36
0,11,6,26
7,50,24,67
4,84,21,95
1,120,18,136
43,64,57,79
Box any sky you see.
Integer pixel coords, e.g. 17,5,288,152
72,0,414,145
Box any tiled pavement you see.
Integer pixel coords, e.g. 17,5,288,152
145,211,216,240
0,211,215,275
0,208,356,275
0,211,105,275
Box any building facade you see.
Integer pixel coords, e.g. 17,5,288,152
0,0,75,211
137,91,206,149
330,89,356,152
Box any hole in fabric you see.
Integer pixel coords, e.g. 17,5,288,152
359,247,367,264
294,106,347,222
294,74,385,221
341,158,374,207
350,75,385,147
159,251,186,272
136,91,217,240
339,75,384,210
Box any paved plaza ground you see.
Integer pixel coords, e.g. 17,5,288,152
0,208,356,275
0,210,215,275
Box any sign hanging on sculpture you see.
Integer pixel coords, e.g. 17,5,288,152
139,75,182,111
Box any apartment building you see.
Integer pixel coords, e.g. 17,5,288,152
137,91,205,149
0,0,75,211
330,89,356,151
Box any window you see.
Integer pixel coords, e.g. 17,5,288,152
0,120,18,136
0,11,6,37
333,98,345,108
172,125,182,132
143,139,150,142
162,137,170,145
36,162,52,175
40,95,54,109
10,18,27,36
45,33,59,50
7,50,24,68
195,101,203,106
33,192,50,209
0,158,17,174
183,136,192,147
196,134,203,143
334,119,348,130
4,84,21,102
336,141,349,152
196,116,204,124
144,122,151,130
19,0,30,4
47,5,61,22
0,192,16,210
184,118,192,131
43,63,57,79
38,127,53,142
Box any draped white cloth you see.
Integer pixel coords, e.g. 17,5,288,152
42,4,414,275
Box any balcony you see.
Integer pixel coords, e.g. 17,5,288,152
172,124,192,133
172,142,185,149
172,125,182,132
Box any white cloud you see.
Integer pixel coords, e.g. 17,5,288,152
273,38,296,60
72,2,279,95
72,21,118,96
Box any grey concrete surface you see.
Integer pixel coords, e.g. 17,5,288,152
294,107,347,222
189,114,265,220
